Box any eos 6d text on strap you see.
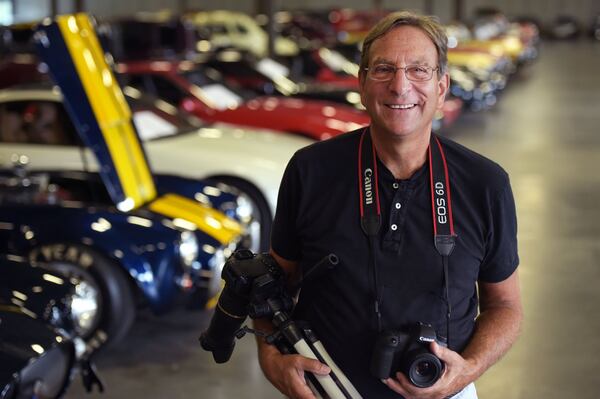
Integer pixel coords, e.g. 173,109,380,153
357,128,457,346
428,133,457,346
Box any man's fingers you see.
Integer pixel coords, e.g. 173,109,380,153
298,357,331,375
383,376,409,396
430,341,455,363
282,355,330,399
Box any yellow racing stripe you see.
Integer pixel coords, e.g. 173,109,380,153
57,14,156,208
149,194,243,245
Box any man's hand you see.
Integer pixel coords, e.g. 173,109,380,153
382,341,475,399
259,347,331,399
383,270,523,399
256,251,332,398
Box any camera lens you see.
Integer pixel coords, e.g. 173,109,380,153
415,361,434,377
407,353,443,388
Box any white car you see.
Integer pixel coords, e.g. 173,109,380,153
185,10,299,58
0,86,314,250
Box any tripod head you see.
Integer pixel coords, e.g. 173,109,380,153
199,249,291,362
199,249,337,363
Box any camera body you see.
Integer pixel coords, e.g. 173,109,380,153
220,249,291,318
370,322,446,388
200,249,293,363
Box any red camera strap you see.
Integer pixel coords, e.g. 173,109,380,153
357,128,456,344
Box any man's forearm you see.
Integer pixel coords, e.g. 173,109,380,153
460,302,523,383
253,317,279,367
254,318,275,346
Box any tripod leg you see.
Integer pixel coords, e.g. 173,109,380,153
294,340,349,399
271,332,327,398
307,377,326,399
311,340,362,398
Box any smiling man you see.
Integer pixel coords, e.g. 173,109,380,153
256,11,523,399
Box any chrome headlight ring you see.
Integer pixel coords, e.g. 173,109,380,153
207,246,227,297
218,192,261,253
179,230,199,269
234,193,254,224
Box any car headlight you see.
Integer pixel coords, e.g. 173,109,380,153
208,247,226,275
216,193,255,224
179,230,199,268
207,247,226,297
218,193,260,253
234,193,254,224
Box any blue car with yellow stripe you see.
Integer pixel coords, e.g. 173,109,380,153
0,14,248,350
1,253,104,396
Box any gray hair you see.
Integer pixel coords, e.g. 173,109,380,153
360,11,448,76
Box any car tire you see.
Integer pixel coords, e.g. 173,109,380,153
207,176,272,252
29,244,135,351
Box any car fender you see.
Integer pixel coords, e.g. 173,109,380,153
0,205,187,312
154,174,240,219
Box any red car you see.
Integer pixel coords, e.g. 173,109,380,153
277,48,360,89
117,60,370,141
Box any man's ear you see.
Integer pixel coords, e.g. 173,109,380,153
437,72,450,109
359,71,367,108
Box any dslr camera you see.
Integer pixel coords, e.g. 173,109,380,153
199,249,293,363
370,322,446,388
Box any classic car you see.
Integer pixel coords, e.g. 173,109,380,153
197,49,364,110
0,254,103,397
99,17,365,138
183,10,299,57
116,58,370,141
279,47,360,89
325,8,387,44
449,66,499,112
268,10,338,47
0,84,313,249
0,14,250,349
446,19,536,67
97,14,200,62
0,146,240,350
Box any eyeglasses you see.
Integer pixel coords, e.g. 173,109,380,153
364,64,439,82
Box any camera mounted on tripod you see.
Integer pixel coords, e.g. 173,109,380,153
200,249,363,398
199,249,294,363
223,249,294,319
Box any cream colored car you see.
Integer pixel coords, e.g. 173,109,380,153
185,10,299,57
0,86,314,250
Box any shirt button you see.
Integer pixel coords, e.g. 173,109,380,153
393,183,399,189
395,203,402,209
391,224,398,231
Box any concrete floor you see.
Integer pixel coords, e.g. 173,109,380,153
66,40,600,398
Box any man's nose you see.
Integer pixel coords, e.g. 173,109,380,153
389,68,411,95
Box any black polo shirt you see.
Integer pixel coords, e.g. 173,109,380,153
271,129,519,398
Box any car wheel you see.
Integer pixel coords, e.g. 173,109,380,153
207,176,272,252
29,244,135,351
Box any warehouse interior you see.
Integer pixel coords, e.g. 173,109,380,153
1,1,599,399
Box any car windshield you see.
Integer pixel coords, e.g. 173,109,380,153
123,87,206,141
180,67,255,106
204,57,299,96
317,48,359,77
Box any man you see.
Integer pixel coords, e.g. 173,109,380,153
256,11,523,399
